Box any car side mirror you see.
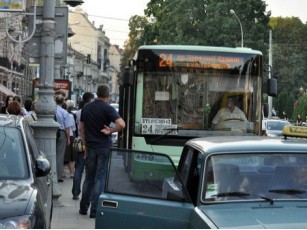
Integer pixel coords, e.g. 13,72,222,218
36,157,51,177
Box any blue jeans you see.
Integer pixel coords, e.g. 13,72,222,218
79,147,109,216
72,151,85,197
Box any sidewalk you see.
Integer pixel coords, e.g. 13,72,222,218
51,174,95,229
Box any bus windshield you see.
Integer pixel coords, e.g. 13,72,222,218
134,46,262,137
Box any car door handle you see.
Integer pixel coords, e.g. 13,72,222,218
102,200,118,208
46,179,51,186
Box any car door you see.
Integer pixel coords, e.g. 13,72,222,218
96,148,195,229
23,123,53,228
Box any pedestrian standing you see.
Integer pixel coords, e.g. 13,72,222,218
296,114,303,126
0,95,13,114
72,92,95,200
55,94,73,182
13,95,26,116
283,111,288,121
64,100,77,178
23,98,37,124
79,85,125,218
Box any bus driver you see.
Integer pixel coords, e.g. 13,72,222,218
211,97,247,130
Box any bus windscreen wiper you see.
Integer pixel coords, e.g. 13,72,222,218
150,127,179,145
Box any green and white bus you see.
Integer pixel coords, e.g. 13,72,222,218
118,45,276,181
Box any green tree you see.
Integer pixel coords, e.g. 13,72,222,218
121,0,271,76
269,17,307,97
142,0,271,51
274,91,295,119
120,15,150,73
292,94,307,121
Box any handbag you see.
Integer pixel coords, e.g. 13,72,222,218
73,137,83,152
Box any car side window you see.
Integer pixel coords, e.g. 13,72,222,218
23,123,40,165
106,148,191,202
178,147,202,204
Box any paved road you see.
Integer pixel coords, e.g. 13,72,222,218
51,173,95,229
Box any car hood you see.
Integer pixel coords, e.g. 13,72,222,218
201,202,307,228
0,181,34,219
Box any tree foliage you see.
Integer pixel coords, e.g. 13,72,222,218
121,0,271,69
269,17,307,118
119,0,307,121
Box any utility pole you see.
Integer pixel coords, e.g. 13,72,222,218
30,0,62,202
268,30,273,119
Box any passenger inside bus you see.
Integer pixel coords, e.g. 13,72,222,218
211,97,247,131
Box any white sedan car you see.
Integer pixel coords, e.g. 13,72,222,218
262,119,291,137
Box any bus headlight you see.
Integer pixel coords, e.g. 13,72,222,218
135,154,155,161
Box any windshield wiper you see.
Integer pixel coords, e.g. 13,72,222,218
269,189,306,195
213,191,274,204
150,127,179,145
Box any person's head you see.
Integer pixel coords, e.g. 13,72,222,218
0,100,4,109
297,114,301,118
24,98,33,112
226,97,235,111
13,95,22,104
7,101,21,115
78,100,85,110
5,95,14,107
96,84,110,99
82,92,95,104
55,94,65,105
66,100,74,112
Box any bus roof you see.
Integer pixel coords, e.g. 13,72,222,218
138,45,262,55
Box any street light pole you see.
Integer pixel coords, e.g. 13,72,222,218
230,9,244,47
30,0,62,201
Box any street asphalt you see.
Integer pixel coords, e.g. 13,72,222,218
51,172,95,229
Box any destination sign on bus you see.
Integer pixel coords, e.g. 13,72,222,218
159,53,243,69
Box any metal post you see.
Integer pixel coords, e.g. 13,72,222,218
31,0,62,202
268,30,273,119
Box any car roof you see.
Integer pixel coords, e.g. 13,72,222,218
0,114,22,127
186,136,307,154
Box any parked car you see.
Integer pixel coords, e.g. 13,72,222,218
0,115,53,229
96,126,307,228
262,118,290,137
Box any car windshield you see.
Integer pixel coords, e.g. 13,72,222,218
0,127,28,179
203,153,307,202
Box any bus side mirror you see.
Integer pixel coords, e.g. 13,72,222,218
123,66,134,86
267,78,277,97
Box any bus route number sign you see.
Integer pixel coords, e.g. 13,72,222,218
141,118,178,135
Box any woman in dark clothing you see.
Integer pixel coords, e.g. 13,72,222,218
0,95,14,114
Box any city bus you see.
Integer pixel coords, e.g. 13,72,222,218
118,45,276,181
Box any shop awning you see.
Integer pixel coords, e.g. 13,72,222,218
0,84,16,96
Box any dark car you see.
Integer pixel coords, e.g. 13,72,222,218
0,115,53,228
